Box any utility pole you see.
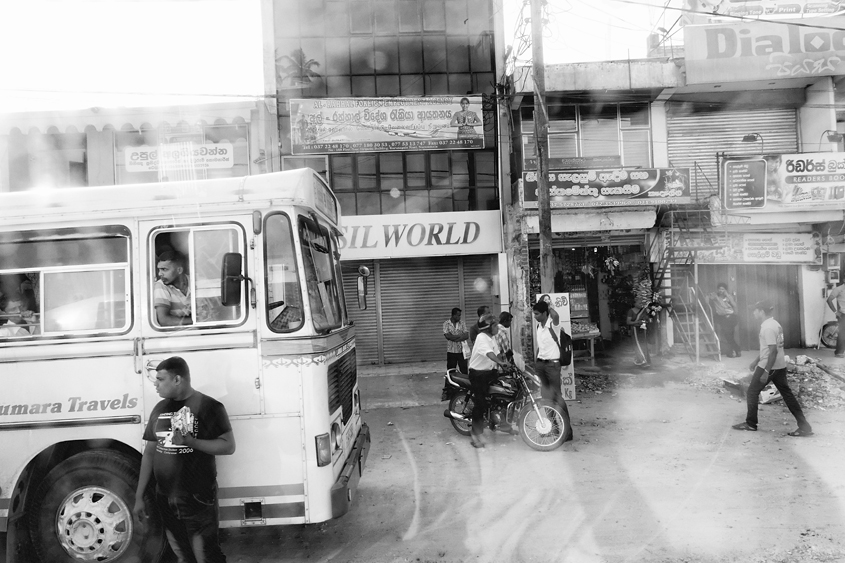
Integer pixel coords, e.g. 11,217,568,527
530,0,554,293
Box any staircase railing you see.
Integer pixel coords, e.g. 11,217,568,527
655,209,725,363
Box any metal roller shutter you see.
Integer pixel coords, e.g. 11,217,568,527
698,264,801,349
666,107,798,201
379,257,462,364
342,261,379,365
462,255,498,318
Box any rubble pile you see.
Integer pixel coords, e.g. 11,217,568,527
575,372,621,395
787,356,845,411
684,355,845,411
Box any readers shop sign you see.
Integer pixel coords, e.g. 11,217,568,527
125,143,234,173
289,96,484,155
522,168,690,208
722,152,845,212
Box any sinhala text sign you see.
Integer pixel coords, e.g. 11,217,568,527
534,293,575,401
337,210,502,261
676,232,822,264
290,96,484,155
522,168,690,208
722,152,845,212
125,143,234,172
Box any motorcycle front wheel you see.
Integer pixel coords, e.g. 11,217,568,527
448,391,474,436
821,321,838,349
518,401,567,451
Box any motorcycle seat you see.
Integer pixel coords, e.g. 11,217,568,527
451,373,471,387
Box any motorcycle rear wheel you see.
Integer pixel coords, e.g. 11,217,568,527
448,391,473,436
518,401,567,451
821,321,838,349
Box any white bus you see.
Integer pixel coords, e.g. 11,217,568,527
0,169,370,563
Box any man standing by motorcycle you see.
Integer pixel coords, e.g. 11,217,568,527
468,313,509,448
532,300,574,442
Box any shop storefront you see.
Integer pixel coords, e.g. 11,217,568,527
0,102,266,192
339,210,505,365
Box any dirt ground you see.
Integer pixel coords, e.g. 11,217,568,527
5,345,845,563
214,345,845,563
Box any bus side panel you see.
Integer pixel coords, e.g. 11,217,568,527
216,416,306,527
262,359,303,415
0,347,142,530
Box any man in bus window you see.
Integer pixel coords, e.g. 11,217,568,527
134,356,235,563
0,294,32,337
155,250,192,327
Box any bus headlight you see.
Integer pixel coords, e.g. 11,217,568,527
330,423,341,450
315,433,331,467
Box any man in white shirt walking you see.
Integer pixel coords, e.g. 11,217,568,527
732,300,812,437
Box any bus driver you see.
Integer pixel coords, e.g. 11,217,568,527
155,251,192,327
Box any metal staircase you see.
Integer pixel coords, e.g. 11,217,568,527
653,210,725,363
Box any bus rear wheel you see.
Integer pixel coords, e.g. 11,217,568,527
28,451,166,563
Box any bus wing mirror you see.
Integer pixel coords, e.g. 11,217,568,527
221,253,243,306
357,265,370,310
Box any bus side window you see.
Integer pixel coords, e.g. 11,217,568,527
152,227,242,328
0,273,39,337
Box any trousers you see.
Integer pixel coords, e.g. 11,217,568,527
533,359,574,442
156,489,227,563
745,367,811,431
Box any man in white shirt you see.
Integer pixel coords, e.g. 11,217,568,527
732,300,812,436
532,300,574,442
154,251,192,327
826,281,845,357
0,294,34,337
467,313,508,448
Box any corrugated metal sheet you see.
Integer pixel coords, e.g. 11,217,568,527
698,264,801,349
345,256,498,365
342,261,379,365
462,255,497,320
666,107,798,201
379,257,462,364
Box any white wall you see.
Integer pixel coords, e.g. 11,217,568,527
800,266,831,347
799,78,837,152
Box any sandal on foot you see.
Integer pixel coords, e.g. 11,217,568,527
732,422,757,431
787,428,813,437
470,439,485,448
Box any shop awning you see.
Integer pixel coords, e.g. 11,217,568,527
523,208,657,235
0,101,257,135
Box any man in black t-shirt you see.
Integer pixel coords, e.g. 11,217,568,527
134,356,236,563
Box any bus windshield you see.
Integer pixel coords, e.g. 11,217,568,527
299,215,342,333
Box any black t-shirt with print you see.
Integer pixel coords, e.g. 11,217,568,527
142,391,232,498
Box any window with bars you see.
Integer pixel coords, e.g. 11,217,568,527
520,103,652,168
329,150,497,215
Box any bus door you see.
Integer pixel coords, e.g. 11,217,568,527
137,220,261,417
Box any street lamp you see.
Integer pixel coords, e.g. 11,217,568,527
741,133,764,154
818,129,844,151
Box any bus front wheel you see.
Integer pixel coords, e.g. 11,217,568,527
28,450,166,563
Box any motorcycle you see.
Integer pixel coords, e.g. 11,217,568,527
442,362,569,451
